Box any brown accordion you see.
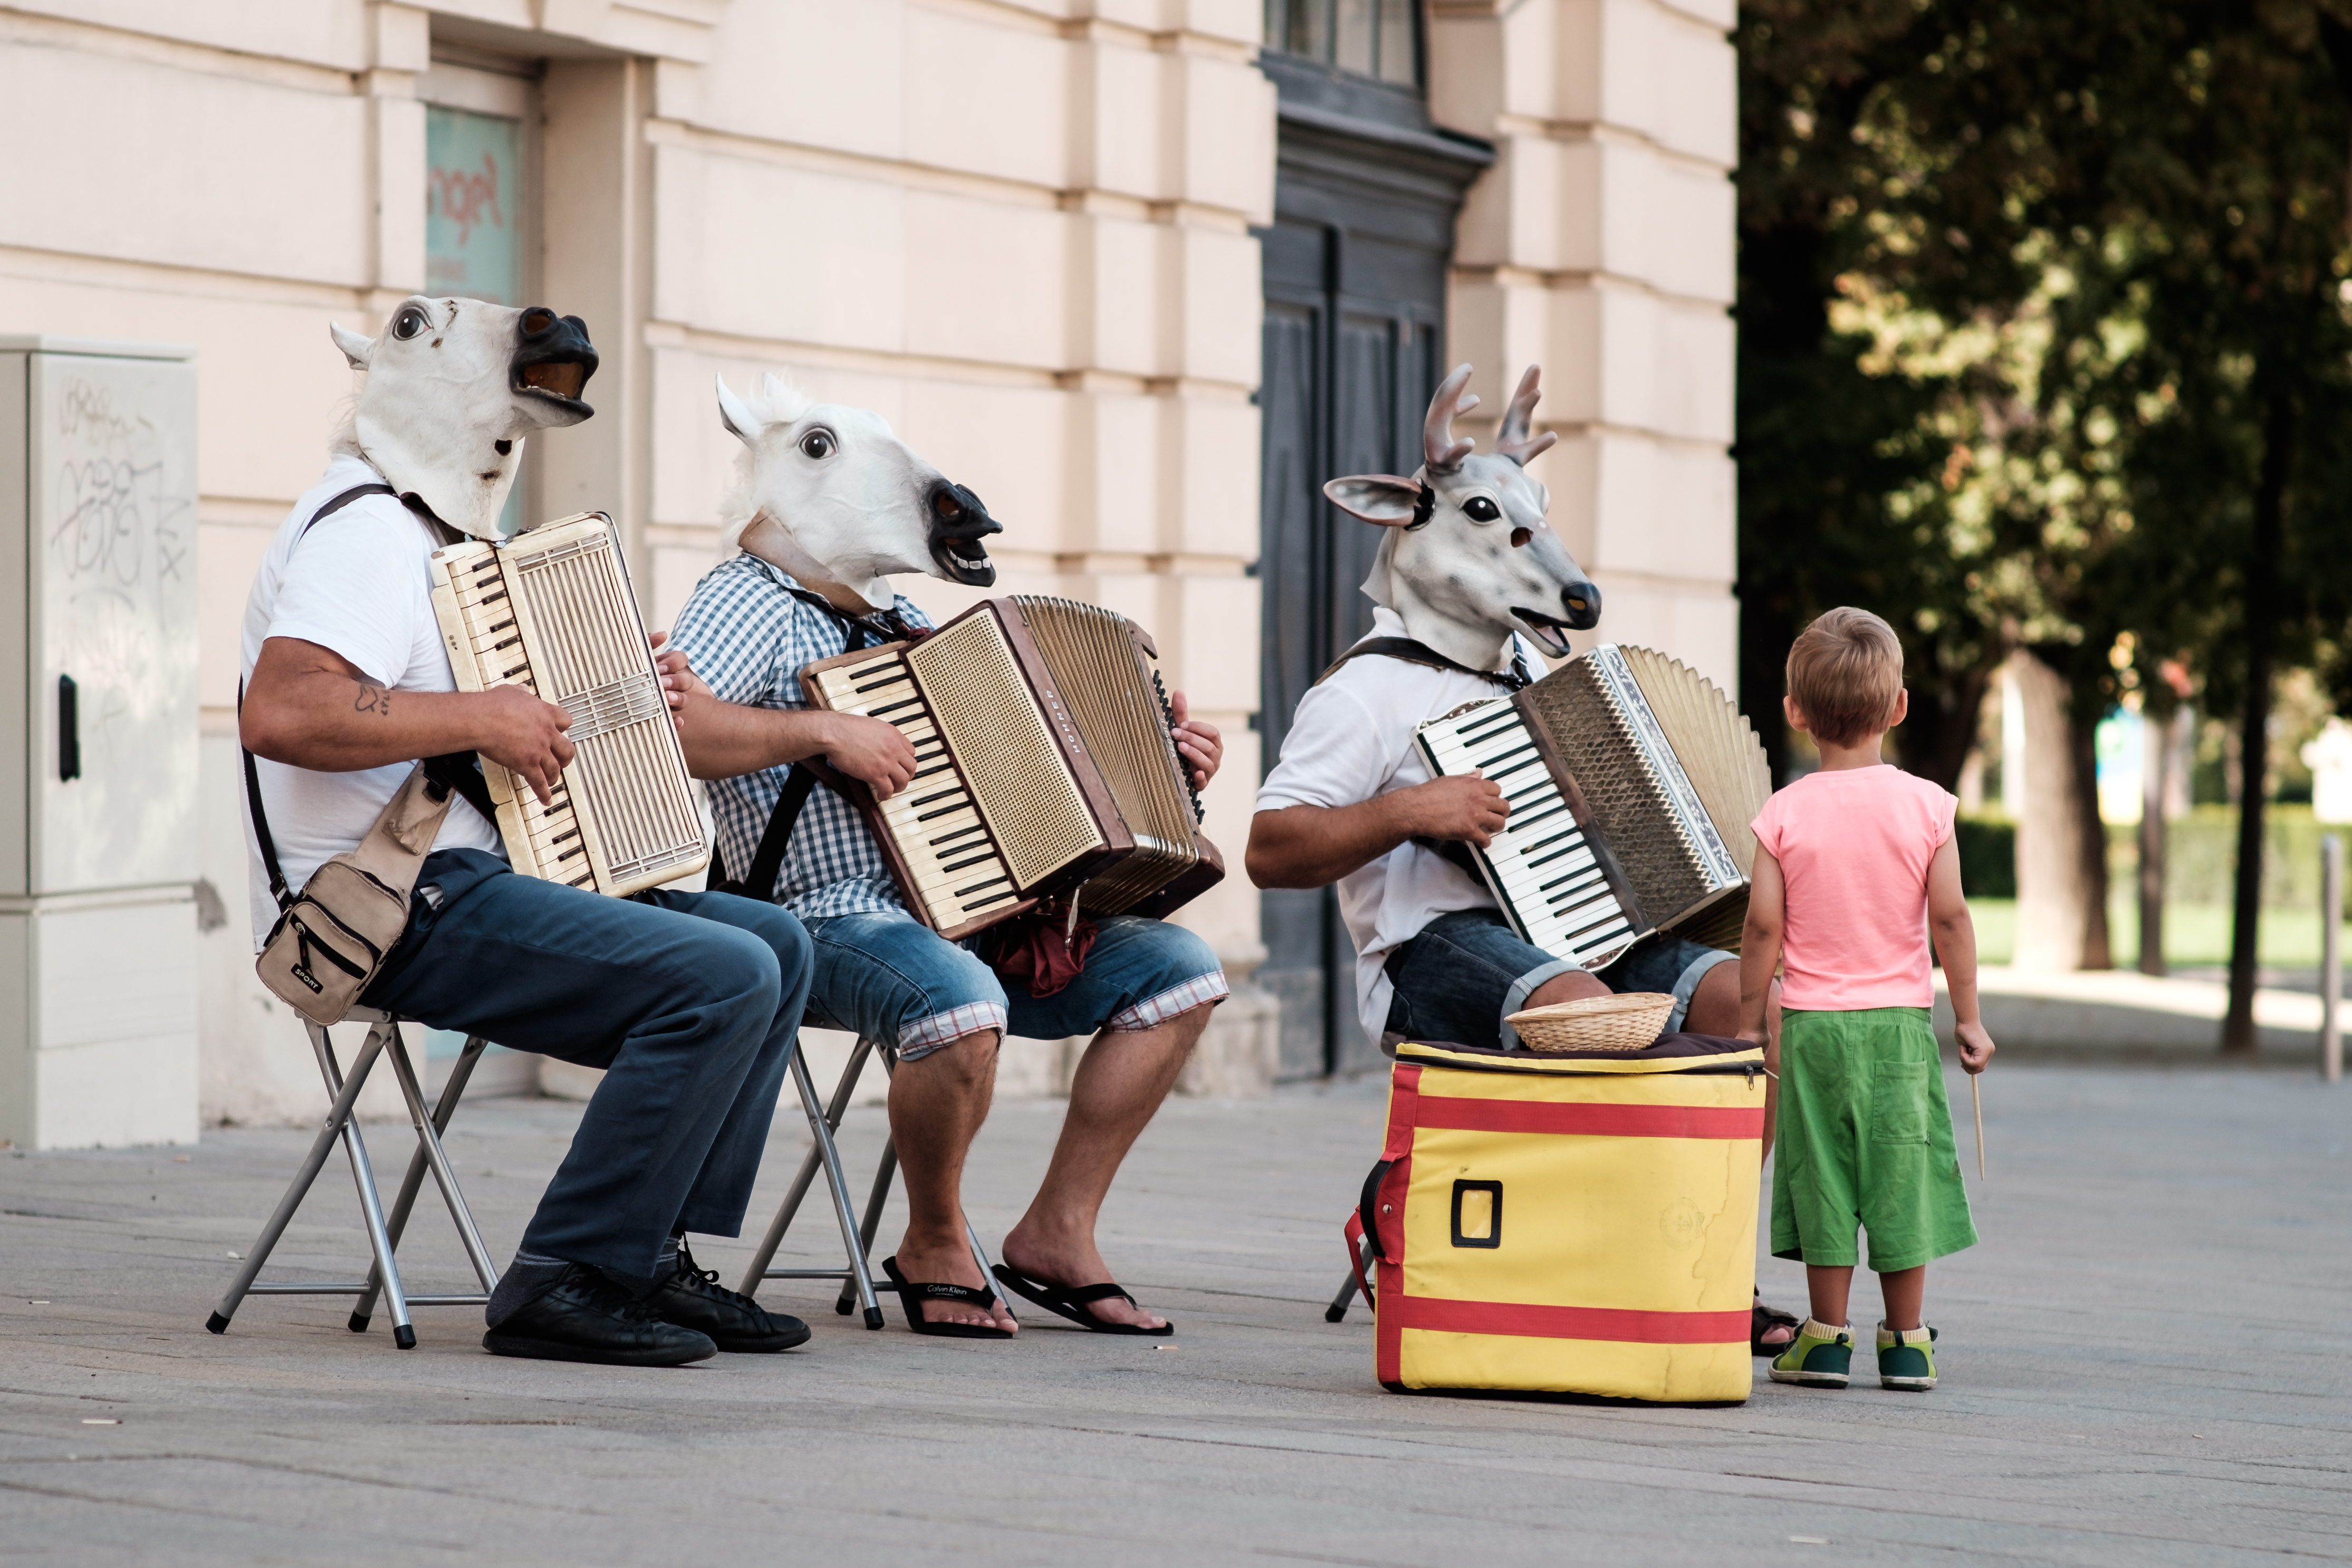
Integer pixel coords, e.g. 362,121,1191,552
428,513,709,897
801,596,1223,940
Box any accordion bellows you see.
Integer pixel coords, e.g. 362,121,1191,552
1417,644,1770,965
428,514,709,897
803,595,1222,940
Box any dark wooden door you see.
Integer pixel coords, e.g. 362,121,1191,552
1256,100,1486,1078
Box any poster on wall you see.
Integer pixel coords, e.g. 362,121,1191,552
427,106,521,305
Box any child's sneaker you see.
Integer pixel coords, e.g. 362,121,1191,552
1877,1322,1937,1390
1768,1319,1853,1388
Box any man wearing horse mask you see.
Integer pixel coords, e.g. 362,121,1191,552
665,375,1228,1338
238,301,814,1367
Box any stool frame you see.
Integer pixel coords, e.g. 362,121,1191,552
737,1037,1006,1328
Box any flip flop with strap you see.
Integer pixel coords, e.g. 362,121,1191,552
879,1256,1013,1339
992,1262,1174,1338
1752,1293,1801,1357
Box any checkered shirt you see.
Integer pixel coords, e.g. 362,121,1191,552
668,553,933,921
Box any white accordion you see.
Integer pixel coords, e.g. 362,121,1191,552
1414,644,1772,967
428,513,708,897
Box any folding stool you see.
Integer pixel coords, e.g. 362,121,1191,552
737,1036,1007,1328
205,1010,500,1349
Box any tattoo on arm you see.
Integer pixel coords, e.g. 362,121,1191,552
354,681,392,718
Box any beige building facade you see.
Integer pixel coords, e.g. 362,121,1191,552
0,0,1733,1136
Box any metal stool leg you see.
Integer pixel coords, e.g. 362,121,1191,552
737,1038,887,1329
206,1020,389,1335
324,1021,417,1348
1327,1237,1373,1323
345,1034,494,1335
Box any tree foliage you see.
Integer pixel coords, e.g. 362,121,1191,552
1736,0,2352,1038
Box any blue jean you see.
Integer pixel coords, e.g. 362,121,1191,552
801,909,1227,1059
1382,909,1733,1052
362,849,812,1280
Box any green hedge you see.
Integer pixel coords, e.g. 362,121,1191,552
1962,804,2347,911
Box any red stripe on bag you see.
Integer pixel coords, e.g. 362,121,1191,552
1394,1296,1747,1344
1416,1098,1762,1140
1374,1067,1423,1384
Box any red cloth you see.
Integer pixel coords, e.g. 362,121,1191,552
986,903,1098,997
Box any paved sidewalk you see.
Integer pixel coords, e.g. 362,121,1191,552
1,1064,2347,1565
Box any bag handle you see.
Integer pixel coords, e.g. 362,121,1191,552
1357,1157,1399,1263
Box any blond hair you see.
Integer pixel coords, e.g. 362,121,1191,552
1787,607,1904,747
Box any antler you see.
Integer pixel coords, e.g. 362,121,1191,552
1423,363,1479,475
1494,366,1557,467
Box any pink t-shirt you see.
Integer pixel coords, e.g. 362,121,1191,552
1750,765,1958,1011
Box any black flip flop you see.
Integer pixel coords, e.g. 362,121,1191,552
1752,1292,1801,1357
879,1256,1013,1339
992,1262,1174,1337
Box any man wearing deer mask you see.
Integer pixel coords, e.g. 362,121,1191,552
1245,364,1798,1357
664,374,1228,1338
237,299,814,1367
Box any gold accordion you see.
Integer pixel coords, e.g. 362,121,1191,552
428,513,709,897
802,596,1223,940
1414,644,1771,966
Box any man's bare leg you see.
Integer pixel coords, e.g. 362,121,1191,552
997,1004,1212,1330
886,1030,1013,1331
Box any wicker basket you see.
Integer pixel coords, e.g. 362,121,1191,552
1507,993,1675,1055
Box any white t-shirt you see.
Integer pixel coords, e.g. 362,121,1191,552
239,456,505,948
1254,607,1550,1050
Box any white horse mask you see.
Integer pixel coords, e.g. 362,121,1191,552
1323,364,1601,671
329,296,599,540
715,373,1002,611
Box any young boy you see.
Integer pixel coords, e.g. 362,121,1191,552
1738,607,1994,1392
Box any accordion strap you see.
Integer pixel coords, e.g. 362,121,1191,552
1315,635,1534,692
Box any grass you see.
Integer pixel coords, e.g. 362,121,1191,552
1966,897,2351,970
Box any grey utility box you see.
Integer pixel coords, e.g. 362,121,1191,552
0,336,199,1148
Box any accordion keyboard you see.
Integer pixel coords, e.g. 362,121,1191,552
1419,702,1637,966
808,651,1023,930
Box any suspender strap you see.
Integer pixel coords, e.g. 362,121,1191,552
1314,635,1535,692
710,582,911,901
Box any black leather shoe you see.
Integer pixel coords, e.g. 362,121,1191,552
484,1262,717,1367
648,1239,812,1352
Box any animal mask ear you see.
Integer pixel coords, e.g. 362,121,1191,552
1323,475,1427,526
715,375,764,444
330,322,374,370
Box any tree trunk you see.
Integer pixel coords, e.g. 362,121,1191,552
2137,707,2169,977
2067,698,2111,971
2223,381,2293,1054
2011,649,2105,971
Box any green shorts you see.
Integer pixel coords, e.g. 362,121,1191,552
1770,1007,1978,1273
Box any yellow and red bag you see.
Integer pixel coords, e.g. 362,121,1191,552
1345,1034,1766,1402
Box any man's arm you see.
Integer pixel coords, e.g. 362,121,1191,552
241,636,576,804
1735,846,1786,1047
1245,774,1508,890
662,650,919,797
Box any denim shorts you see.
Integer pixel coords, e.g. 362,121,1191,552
1381,908,1733,1052
801,909,1227,1060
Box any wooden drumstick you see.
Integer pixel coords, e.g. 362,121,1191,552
1970,1073,1985,1180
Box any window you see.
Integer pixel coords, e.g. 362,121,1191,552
1264,0,1420,88
426,105,523,305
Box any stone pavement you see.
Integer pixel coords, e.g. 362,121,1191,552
1,1063,2347,1565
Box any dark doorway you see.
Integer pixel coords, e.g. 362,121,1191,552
1255,44,1490,1078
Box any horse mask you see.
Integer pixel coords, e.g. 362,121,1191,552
1323,364,1602,672
329,296,599,539
714,373,1003,611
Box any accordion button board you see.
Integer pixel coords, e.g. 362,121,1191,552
802,596,1222,941
429,513,710,898
1414,644,1770,964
